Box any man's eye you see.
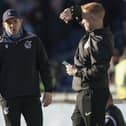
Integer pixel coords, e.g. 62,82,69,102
14,20,17,23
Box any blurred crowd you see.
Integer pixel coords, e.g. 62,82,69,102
0,0,126,97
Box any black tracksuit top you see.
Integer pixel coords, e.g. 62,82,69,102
74,27,114,88
0,32,52,99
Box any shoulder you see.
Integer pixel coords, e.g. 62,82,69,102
24,32,38,40
90,27,113,43
20,30,39,41
24,32,44,47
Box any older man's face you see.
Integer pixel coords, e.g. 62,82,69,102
3,18,22,35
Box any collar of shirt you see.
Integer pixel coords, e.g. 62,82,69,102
4,28,23,43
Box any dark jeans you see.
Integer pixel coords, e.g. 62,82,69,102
1,96,42,126
71,88,109,126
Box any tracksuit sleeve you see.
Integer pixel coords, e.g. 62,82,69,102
37,38,53,92
75,37,111,81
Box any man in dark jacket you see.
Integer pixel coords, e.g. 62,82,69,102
105,94,126,126
0,9,52,126
60,2,113,126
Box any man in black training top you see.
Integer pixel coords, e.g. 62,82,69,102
0,9,52,126
60,2,114,126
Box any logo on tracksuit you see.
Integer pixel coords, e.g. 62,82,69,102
24,40,32,49
5,44,9,48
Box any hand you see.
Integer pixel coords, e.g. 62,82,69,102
42,92,52,107
59,8,72,23
66,64,77,76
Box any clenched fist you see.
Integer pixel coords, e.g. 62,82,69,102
59,8,73,23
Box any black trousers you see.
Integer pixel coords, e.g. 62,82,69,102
0,96,42,126
71,88,109,126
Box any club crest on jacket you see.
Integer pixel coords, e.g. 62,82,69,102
24,40,32,49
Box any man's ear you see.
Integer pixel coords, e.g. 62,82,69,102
91,14,96,21
92,14,101,21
